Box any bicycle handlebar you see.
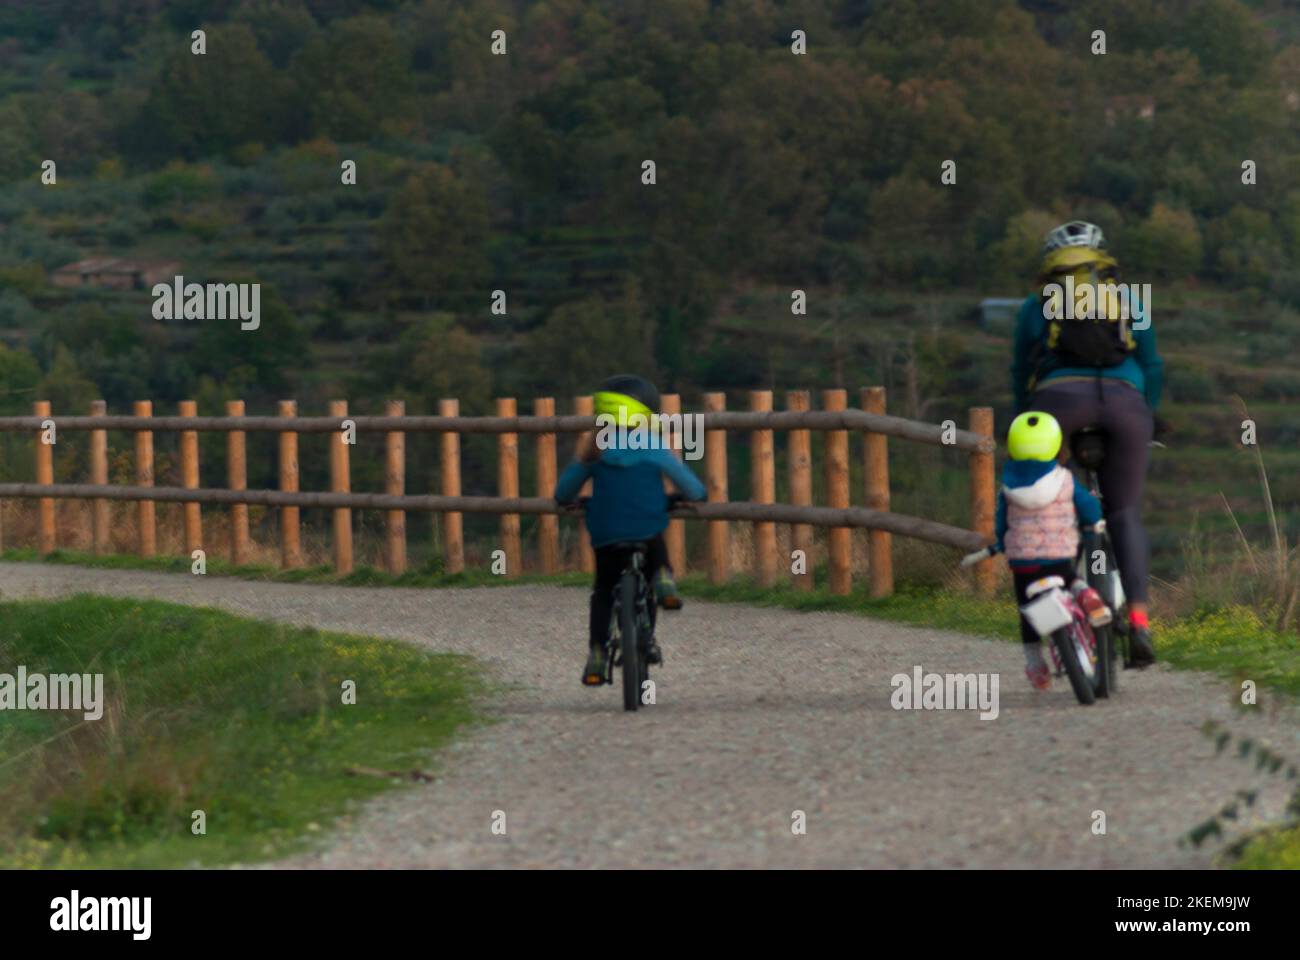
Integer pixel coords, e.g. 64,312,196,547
557,494,698,516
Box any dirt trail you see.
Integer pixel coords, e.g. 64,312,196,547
1,560,1293,868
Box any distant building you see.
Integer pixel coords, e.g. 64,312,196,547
51,258,180,291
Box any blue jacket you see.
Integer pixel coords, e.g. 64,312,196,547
1011,293,1163,414
994,459,1102,569
555,446,707,548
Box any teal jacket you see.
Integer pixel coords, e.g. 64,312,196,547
555,445,706,548
1010,293,1163,414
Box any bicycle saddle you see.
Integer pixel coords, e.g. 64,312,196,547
1070,428,1107,471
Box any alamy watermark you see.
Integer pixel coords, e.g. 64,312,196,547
152,275,260,330
890,665,999,720
594,413,704,460
1042,275,1151,331
0,666,104,720
50,890,151,940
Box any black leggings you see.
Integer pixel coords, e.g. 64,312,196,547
589,535,667,649
1031,379,1153,604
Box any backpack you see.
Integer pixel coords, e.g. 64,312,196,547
1033,262,1137,376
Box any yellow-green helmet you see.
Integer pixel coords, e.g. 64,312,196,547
593,374,659,430
1007,411,1062,462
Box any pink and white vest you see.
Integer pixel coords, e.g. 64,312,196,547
1003,464,1078,561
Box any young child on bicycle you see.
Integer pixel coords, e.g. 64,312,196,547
968,411,1112,691
553,375,707,686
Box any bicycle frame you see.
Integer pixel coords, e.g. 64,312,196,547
604,547,655,681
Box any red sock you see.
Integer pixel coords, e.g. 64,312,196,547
1129,610,1149,629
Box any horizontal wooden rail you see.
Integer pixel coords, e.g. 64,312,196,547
0,409,993,452
0,483,988,551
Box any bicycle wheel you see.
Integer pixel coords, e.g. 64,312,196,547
618,569,641,711
1089,537,1126,678
1052,622,1097,705
1094,624,1117,698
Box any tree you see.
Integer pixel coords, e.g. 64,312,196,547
1121,203,1203,280
524,284,656,400
1205,206,1285,289
0,342,40,415
991,209,1061,286
290,15,413,141
378,163,490,309
130,23,282,161
37,345,98,416
357,313,492,415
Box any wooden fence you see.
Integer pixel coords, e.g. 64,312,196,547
0,388,998,596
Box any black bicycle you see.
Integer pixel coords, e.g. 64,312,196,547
1069,428,1130,698
603,539,656,711
564,494,689,712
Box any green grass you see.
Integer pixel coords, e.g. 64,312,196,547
1235,827,1300,869
0,546,591,590
0,594,483,868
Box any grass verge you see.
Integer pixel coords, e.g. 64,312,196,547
0,594,482,868
0,546,591,589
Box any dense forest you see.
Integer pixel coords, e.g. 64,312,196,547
1,0,1299,560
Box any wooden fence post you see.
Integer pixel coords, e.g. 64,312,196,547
90,399,109,555
704,392,729,584
278,400,302,569
34,400,54,555
750,390,777,587
497,397,521,577
862,386,894,598
824,388,851,595
438,398,464,575
179,399,201,556
573,395,595,573
134,400,155,557
329,399,353,575
534,397,559,574
787,390,813,590
660,393,687,574
969,406,996,596
385,399,407,575
227,400,249,566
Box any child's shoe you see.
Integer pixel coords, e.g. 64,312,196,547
1024,645,1051,691
582,645,607,686
1071,583,1112,627
657,569,683,610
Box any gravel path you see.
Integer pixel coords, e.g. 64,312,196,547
2,560,1294,868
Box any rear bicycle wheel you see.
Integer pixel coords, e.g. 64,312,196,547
618,570,642,711
1094,625,1117,698
1052,623,1096,705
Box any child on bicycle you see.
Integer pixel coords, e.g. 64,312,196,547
966,411,1112,691
554,375,706,686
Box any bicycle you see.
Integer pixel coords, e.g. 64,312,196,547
563,494,690,712
962,540,1105,706
1018,573,1100,705
1069,428,1126,698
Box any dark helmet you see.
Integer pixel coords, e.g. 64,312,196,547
594,374,660,421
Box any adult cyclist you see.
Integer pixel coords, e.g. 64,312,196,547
1010,220,1162,667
